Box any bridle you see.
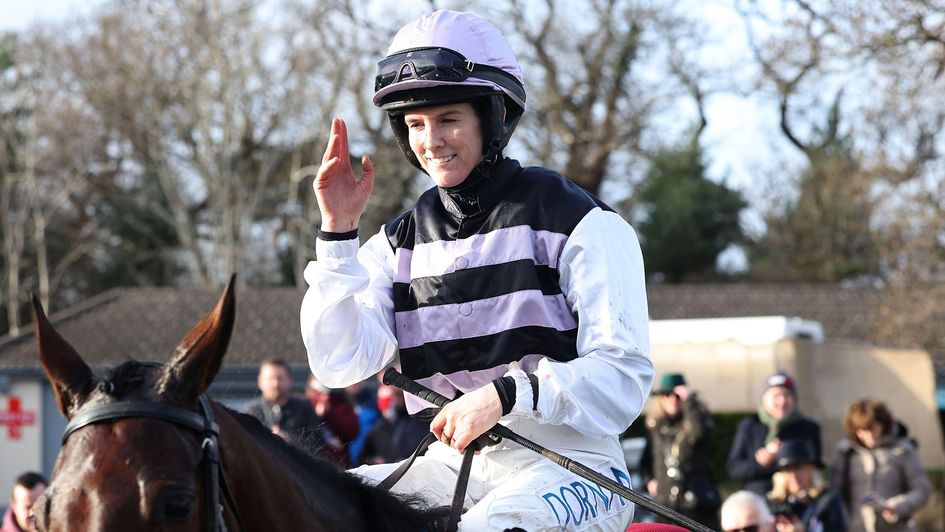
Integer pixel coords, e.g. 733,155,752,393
62,393,241,531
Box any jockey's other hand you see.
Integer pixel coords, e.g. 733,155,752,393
430,384,503,453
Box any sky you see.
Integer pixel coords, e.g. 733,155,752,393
0,0,100,32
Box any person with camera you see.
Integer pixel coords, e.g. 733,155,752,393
641,373,721,530
767,439,846,532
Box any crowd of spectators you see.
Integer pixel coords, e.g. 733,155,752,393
641,370,932,532
243,358,425,468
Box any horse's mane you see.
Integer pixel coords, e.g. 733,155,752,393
224,404,450,531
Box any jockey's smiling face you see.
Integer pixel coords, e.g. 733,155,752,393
405,103,483,188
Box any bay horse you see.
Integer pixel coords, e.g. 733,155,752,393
30,278,448,531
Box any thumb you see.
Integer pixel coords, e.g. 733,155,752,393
430,410,446,434
360,154,376,193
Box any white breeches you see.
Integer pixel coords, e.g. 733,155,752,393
350,416,634,531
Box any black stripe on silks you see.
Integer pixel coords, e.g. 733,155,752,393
393,261,561,310
410,167,611,245
384,208,417,252
399,325,579,380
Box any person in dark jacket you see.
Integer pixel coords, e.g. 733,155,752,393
767,439,846,532
641,373,721,530
358,384,430,465
726,371,821,495
245,358,325,451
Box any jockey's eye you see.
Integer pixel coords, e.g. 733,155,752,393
155,488,194,523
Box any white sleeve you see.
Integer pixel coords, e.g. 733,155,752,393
299,228,398,388
519,207,654,436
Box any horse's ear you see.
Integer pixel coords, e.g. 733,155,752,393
32,295,95,418
158,275,236,404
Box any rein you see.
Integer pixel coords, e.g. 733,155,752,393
62,395,243,531
377,430,499,532
382,369,716,532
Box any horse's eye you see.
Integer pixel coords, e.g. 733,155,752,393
166,494,193,519
156,490,194,522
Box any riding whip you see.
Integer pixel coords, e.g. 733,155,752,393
382,369,715,532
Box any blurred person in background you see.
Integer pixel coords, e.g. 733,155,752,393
344,378,381,466
727,371,822,495
720,490,774,532
358,383,431,465
2,472,46,532
829,398,930,532
306,374,360,467
766,439,845,532
245,358,324,450
640,373,720,530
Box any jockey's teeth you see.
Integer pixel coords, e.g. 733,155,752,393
429,154,456,164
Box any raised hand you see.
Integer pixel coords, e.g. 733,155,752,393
314,118,375,232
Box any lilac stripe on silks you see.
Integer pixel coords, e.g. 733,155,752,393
394,248,412,283
404,355,548,414
407,225,567,280
394,290,577,349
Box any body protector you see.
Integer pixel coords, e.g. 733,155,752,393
373,10,526,177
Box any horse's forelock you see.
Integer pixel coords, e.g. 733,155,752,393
99,361,160,398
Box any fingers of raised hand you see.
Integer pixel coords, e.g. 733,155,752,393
322,118,350,165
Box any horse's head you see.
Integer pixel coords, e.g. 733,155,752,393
31,278,236,531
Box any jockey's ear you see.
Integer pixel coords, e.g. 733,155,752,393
32,295,95,418
158,274,236,404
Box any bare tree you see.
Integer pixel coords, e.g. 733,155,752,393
0,48,32,333
739,0,945,357
496,0,664,195
0,31,106,334
45,0,357,287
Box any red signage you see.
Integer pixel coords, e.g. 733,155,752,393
0,396,37,439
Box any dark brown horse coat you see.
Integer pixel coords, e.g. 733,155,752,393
30,278,446,531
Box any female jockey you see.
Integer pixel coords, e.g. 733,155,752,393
301,9,654,531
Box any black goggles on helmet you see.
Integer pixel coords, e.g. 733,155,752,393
374,47,525,104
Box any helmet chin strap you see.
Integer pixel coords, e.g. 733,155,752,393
441,132,504,196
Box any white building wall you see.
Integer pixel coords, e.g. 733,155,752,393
0,379,44,497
